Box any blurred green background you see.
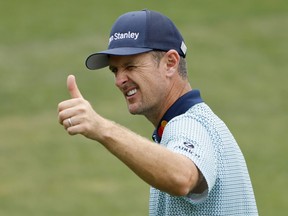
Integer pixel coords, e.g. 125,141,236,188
0,0,287,215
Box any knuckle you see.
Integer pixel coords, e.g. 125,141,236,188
67,128,76,136
57,103,63,111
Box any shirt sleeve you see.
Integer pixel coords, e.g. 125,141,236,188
161,115,217,204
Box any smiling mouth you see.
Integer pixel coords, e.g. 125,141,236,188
126,88,137,97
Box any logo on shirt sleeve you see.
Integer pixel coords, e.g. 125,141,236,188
174,141,201,159
183,141,194,149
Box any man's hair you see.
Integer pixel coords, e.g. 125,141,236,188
150,51,188,79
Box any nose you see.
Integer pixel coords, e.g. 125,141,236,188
114,70,128,88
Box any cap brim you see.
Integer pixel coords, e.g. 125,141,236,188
85,47,153,70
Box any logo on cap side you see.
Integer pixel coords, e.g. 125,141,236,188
109,31,140,45
181,41,187,56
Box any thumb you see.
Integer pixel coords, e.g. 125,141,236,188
67,75,83,99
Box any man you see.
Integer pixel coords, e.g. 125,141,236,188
58,9,258,215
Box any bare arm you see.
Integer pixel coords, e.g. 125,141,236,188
58,75,200,196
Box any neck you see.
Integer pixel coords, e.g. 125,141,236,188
146,81,192,127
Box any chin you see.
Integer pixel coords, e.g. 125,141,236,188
127,104,142,115
128,108,139,115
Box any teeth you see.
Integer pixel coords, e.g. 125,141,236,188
127,89,137,96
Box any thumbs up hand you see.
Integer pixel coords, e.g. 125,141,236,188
58,75,106,140
67,75,83,99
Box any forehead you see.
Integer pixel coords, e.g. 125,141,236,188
108,52,153,67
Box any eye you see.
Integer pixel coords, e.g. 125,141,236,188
126,65,136,71
109,66,118,74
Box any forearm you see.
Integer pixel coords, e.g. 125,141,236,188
97,119,200,196
57,77,199,196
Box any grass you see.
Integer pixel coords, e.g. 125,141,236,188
0,0,287,215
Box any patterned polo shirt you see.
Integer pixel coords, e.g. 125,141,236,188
150,90,258,215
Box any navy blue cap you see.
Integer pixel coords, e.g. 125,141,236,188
85,9,187,70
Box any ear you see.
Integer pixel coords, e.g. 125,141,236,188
164,50,180,77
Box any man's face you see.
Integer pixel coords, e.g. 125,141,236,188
108,52,169,118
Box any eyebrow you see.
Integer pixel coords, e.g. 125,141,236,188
123,59,138,66
109,58,139,71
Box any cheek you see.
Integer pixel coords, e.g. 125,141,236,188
136,67,168,96
143,78,167,101
140,69,166,86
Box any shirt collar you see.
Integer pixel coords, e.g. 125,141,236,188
152,89,203,143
